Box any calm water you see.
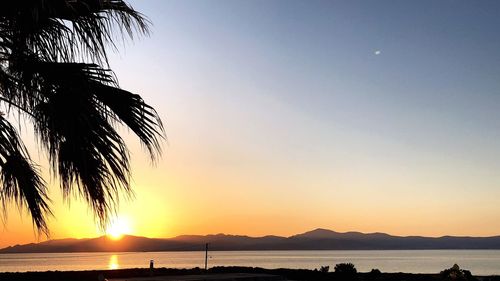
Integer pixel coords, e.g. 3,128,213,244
2,250,500,275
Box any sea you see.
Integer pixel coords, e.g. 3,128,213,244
2,250,500,275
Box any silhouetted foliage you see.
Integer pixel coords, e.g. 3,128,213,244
480,277,500,281
335,263,357,274
319,266,330,273
440,264,477,281
3,266,477,281
367,269,382,281
334,263,358,281
0,1,164,234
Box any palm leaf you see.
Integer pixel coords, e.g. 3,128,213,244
93,84,164,162
0,116,51,235
30,61,134,227
0,0,149,64
0,1,163,233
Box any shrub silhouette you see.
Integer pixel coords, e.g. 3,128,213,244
334,263,357,274
319,266,330,273
366,268,382,281
369,269,381,275
440,264,477,281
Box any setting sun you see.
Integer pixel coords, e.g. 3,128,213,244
106,217,132,240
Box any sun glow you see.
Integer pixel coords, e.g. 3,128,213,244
106,217,132,240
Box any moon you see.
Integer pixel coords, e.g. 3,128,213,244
374,50,381,55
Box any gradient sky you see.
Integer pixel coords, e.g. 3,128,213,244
3,0,500,247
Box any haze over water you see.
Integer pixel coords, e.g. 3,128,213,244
2,250,500,275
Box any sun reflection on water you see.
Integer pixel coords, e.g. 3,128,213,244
108,254,119,270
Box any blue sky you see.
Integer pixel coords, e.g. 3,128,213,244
123,0,500,158
102,0,500,236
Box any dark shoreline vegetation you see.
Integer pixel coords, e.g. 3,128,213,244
1,265,500,281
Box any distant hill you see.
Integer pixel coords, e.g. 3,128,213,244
3,228,500,253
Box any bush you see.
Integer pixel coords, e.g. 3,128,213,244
440,264,477,281
319,266,330,273
369,269,381,275
367,268,382,280
334,263,357,275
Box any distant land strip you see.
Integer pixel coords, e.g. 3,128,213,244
3,228,500,253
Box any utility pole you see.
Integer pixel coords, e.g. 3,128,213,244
204,243,209,271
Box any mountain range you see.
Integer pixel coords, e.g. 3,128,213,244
3,228,500,253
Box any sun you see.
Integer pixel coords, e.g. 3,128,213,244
106,217,132,240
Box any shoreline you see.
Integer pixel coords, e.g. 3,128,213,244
1,266,500,281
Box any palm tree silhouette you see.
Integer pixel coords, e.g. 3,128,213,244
0,1,164,235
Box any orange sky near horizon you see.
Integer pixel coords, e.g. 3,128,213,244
3,127,500,248
4,1,500,248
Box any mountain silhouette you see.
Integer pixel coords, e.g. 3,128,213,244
3,228,500,253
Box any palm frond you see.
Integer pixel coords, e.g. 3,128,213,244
0,116,51,235
0,1,163,234
17,58,164,161
0,0,149,64
31,62,132,227
93,84,164,162
0,62,45,115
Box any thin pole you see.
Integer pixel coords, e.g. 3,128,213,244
204,243,208,271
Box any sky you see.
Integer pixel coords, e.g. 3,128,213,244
3,0,500,247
